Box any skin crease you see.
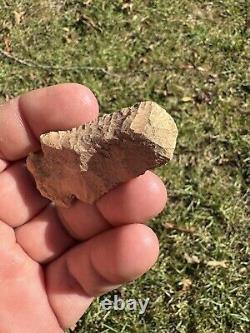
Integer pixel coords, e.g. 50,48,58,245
0,84,167,332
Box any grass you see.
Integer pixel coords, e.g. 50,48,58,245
0,0,249,332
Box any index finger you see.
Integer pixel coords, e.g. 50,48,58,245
0,83,99,161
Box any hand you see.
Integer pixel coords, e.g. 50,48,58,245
0,84,167,332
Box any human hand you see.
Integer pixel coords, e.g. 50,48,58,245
0,84,167,332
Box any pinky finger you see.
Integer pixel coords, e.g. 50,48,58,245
46,224,159,329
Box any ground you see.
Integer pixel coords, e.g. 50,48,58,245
0,1,249,332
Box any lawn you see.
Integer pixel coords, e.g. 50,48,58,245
0,1,249,332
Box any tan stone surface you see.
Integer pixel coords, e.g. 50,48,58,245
27,101,178,207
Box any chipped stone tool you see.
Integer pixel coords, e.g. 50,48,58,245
27,101,178,207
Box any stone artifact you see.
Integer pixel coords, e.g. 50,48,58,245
27,101,178,207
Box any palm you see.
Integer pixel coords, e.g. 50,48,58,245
0,84,167,332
